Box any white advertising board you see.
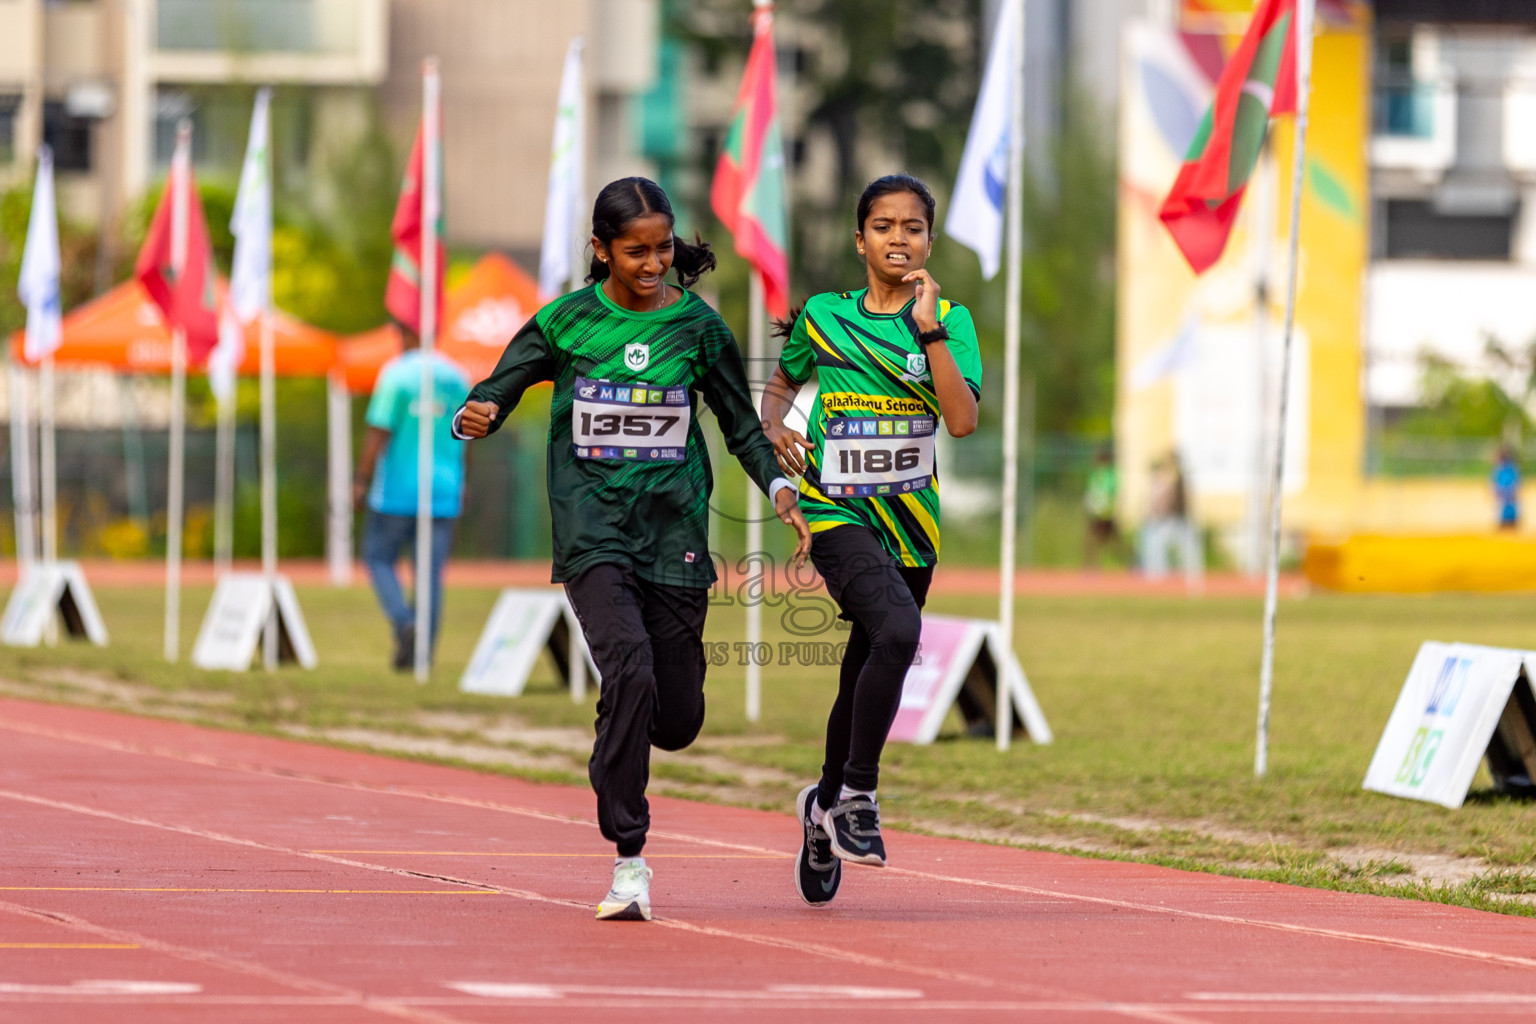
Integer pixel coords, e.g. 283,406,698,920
460,588,599,699
192,573,317,671
889,615,1051,745
1364,641,1536,808
1,561,107,647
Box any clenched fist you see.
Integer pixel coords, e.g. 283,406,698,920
459,400,499,439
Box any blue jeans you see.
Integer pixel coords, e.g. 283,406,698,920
363,511,455,649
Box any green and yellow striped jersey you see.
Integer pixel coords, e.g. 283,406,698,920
779,289,982,567
465,284,781,588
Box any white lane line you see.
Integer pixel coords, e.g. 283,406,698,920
402,996,1536,1016
1189,992,1536,1005
448,983,563,1000
770,984,926,998
0,897,472,1024
0,981,201,995
446,982,926,1001
0,786,1203,1024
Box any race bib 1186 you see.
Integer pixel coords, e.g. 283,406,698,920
571,377,691,462
820,415,936,497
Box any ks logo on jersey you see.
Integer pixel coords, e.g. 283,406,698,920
906,352,928,378
625,343,650,371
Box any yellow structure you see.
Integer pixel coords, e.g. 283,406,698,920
1117,3,1530,589
1306,534,1536,592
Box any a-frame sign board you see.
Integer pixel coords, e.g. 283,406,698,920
192,573,317,670
1,561,108,647
889,614,1052,745
460,588,601,700
1365,641,1536,808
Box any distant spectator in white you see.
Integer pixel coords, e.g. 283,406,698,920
1140,452,1203,587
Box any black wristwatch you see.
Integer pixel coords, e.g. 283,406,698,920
915,324,949,346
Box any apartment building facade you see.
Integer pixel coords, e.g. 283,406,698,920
0,0,387,224
1365,0,1536,424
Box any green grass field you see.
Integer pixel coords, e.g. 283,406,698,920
6,580,1536,913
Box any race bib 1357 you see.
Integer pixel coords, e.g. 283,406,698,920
571,377,691,462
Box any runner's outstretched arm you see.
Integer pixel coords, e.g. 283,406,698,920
454,320,557,440
700,334,811,566
760,365,813,477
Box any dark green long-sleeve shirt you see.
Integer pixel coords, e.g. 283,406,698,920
459,283,782,588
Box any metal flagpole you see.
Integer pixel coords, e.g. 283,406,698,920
164,119,192,663
996,0,1025,752
39,353,55,566
39,351,57,646
1255,0,1315,778
213,386,234,574
1245,152,1276,576
10,364,37,568
569,38,586,297
745,273,765,722
413,59,441,683
260,307,277,668
326,369,352,587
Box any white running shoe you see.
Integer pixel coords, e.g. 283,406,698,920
595,860,653,921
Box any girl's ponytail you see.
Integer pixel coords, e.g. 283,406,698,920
671,234,717,288
771,305,804,340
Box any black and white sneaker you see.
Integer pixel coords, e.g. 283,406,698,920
794,785,841,907
823,795,886,867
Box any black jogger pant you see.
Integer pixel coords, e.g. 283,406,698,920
564,563,709,857
811,525,932,812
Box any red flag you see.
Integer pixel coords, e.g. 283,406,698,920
710,5,790,319
134,151,220,365
1158,0,1298,274
385,118,446,333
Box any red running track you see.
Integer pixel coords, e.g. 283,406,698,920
3,697,1535,1023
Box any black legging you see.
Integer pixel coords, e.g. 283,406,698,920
564,563,709,857
810,525,932,812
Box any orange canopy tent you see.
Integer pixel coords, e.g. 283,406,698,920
8,278,339,378
338,252,545,394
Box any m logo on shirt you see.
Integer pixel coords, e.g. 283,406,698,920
906,353,927,378
625,343,650,371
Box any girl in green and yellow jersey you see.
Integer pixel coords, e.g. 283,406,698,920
760,174,981,907
456,178,810,922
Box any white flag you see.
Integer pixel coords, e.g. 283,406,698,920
946,0,1020,280
209,307,244,405
213,89,273,404
1130,311,1200,392
18,147,62,362
539,38,585,299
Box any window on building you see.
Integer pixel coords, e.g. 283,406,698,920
1379,199,1514,260
0,95,19,165
1373,33,1434,138
152,90,205,167
43,100,92,172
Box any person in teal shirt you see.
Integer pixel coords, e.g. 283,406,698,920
353,325,470,669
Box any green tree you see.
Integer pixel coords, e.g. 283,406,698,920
678,0,983,296
1396,350,1534,443
1017,84,1117,436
